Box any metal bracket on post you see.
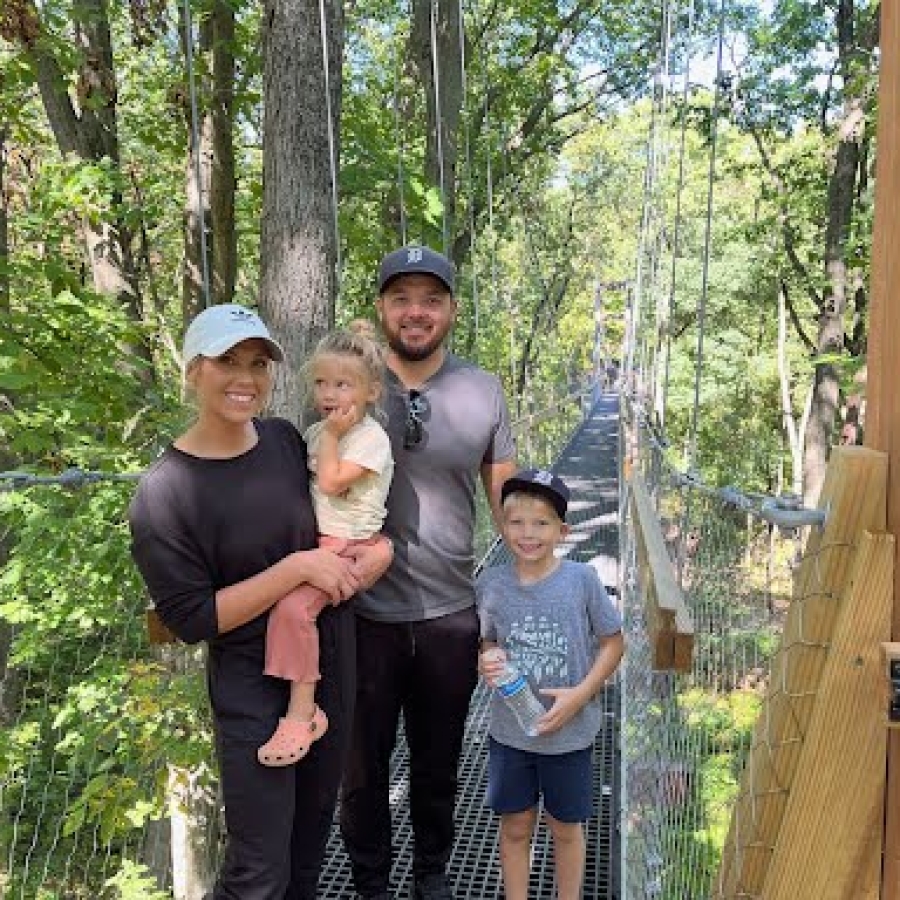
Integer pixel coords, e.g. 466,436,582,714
759,494,828,533
883,643,900,728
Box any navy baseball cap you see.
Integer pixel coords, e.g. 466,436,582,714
501,469,570,520
378,245,456,294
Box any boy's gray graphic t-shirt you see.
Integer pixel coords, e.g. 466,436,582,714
476,559,622,754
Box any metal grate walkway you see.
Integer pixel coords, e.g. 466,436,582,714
318,394,622,898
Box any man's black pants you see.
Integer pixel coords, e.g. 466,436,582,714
340,607,480,896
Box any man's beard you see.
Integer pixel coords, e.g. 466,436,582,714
385,331,446,362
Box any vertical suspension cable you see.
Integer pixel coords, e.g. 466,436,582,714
182,0,211,308
475,0,506,387
678,4,727,885
318,0,343,311
394,48,408,245
484,103,503,373
631,0,674,407
457,0,479,358
657,4,698,884
649,0,675,424
629,61,659,402
661,0,696,422
686,0,727,474
429,0,450,254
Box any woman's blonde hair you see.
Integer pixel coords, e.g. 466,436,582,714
306,329,386,416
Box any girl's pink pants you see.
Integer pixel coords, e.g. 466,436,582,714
264,535,378,683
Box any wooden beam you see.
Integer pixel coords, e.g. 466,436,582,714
761,531,893,900
867,3,900,895
147,608,178,645
714,446,887,898
629,472,695,672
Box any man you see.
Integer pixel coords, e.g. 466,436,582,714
340,246,518,900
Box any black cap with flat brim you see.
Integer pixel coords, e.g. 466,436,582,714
501,468,570,521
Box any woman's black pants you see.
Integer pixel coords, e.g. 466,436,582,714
210,603,356,900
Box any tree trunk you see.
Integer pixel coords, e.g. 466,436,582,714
259,0,343,424
181,4,213,326
0,127,8,310
409,0,463,253
0,129,17,727
210,0,237,305
1,0,151,378
777,282,803,497
181,0,237,322
74,0,145,336
802,95,863,504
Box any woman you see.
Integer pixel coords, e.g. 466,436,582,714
129,303,391,900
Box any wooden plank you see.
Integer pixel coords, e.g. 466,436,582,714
866,3,900,894
629,472,695,672
714,446,887,898
761,531,893,900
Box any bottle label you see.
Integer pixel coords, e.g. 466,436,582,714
498,676,527,699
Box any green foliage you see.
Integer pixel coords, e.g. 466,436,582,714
657,690,760,899
104,860,171,900
0,483,212,897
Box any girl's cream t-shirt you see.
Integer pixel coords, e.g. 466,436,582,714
304,415,394,539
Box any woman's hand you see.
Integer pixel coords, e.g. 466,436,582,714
343,536,393,592
293,548,360,604
478,647,507,688
215,546,358,633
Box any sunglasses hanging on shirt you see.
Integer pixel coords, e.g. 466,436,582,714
404,390,430,450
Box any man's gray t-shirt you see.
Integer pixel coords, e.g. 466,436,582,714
476,560,623,754
355,354,516,622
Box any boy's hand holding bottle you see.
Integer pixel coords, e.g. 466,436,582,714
479,647,548,737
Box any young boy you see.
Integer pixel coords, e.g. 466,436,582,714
477,469,624,900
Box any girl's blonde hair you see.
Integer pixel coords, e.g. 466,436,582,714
307,329,386,415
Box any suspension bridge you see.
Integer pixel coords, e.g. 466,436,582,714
2,363,899,899
4,1,900,900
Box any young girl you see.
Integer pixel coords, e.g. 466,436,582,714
258,329,394,766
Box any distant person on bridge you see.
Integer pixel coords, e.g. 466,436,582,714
339,245,518,900
478,469,624,900
128,304,392,900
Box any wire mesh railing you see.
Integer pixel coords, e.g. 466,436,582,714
0,381,594,899
619,403,810,899
474,384,595,558
0,477,217,900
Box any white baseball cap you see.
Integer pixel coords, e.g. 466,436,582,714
182,304,285,366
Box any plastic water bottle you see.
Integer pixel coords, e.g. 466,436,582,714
490,654,546,737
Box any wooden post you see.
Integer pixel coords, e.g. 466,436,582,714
761,532,893,900
866,3,900,897
713,447,887,898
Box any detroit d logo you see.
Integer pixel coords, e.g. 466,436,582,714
407,248,423,264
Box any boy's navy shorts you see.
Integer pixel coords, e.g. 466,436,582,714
487,737,594,823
